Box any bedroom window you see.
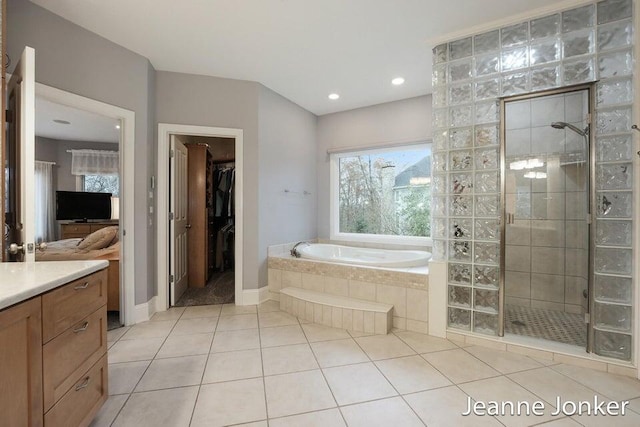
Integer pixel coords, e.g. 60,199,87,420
329,143,432,245
70,149,120,196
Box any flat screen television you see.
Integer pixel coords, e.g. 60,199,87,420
56,191,112,221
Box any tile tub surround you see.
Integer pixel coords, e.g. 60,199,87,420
268,255,429,334
432,0,636,360
267,239,430,255
95,302,640,426
279,287,394,335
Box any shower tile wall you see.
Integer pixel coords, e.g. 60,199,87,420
504,93,589,315
432,0,635,360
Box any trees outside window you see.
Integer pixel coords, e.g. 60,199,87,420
84,175,119,196
334,145,431,240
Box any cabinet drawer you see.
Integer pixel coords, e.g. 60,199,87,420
90,224,111,233
42,269,107,343
62,224,92,234
43,306,107,411
44,354,108,427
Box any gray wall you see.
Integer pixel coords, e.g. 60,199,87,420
10,0,429,300
316,95,432,237
258,86,317,285
155,71,262,289
35,136,118,191
8,0,156,304
34,136,57,163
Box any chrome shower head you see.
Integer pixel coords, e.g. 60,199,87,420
550,121,589,137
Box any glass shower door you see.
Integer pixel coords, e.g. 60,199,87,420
502,87,591,350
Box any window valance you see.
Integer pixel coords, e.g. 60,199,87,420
70,149,119,175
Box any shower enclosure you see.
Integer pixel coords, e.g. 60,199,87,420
500,84,593,351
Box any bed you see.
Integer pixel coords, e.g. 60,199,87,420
36,226,121,311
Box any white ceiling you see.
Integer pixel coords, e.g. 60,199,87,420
36,97,120,143
32,0,562,115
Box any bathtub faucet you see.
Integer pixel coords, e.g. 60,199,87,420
290,241,311,258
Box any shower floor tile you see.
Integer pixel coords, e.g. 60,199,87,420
505,304,586,348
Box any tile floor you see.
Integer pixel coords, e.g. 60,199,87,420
93,301,640,427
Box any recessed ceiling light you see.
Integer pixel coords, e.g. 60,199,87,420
391,77,405,86
328,93,340,100
115,124,121,129
53,119,70,125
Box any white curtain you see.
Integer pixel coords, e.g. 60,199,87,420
35,161,56,243
71,149,119,175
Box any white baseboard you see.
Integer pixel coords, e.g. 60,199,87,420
242,286,270,305
133,296,158,324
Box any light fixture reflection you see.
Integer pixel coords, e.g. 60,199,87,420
524,171,547,179
509,158,544,170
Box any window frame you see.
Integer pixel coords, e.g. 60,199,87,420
329,142,432,246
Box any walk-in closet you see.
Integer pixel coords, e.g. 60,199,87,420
170,135,236,307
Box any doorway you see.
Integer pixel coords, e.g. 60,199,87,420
500,85,593,352
171,134,236,306
34,83,136,327
157,124,244,313
34,95,123,330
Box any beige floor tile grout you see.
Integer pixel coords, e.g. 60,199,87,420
187,313,221,427
547,362,640,402
391,329,462,353
296,316,346,426
257,306,271,423
505,368,571,409
104,304,640,427
107,311,184,426
349,327,428,426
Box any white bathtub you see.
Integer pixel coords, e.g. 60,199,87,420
298,244,431,268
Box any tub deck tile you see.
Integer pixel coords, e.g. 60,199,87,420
280,287,393,335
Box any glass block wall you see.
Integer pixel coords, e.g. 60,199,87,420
431,0,635,360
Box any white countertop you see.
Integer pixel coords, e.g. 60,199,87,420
0,260,109,311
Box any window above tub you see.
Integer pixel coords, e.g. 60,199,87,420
329,142,432,246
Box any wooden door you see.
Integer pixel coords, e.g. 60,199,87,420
0,297,44,427
187,145,208,287
170,135,189,304
4,47,36,262
1,0,5,258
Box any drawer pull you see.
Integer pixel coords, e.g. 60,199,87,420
73,321,89,333
74,282,90,290
75,377,91,391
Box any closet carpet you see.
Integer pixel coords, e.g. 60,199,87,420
174,271,235,307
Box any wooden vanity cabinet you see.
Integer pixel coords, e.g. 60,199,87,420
0,297,44,427
43,268,108,427
0,267,109,427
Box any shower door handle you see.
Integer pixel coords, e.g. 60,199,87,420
505,213,515,224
